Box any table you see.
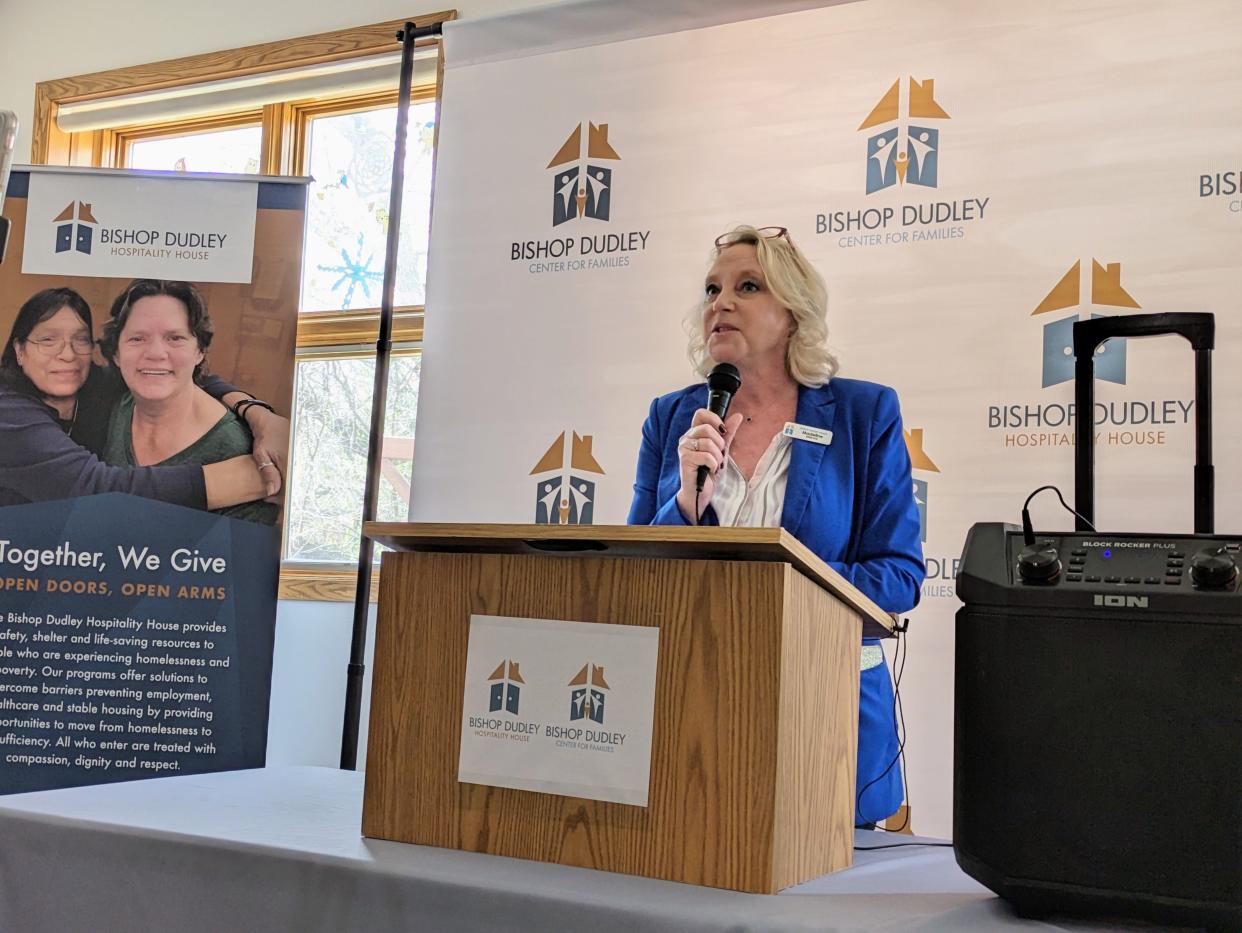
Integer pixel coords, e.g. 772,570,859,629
0,766,1146,932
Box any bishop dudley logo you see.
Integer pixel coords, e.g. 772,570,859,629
549,122,618,226
986,258,1195,450
511,122,651,275
1198,168,1240,215
531,431,605,525
468,659,627,753
54,202,97,255
487,659,524,715
46,196,233,263
861,77,949,194
903,429,939,544
816,77,990,250
905,428,956,599
568,662,609,725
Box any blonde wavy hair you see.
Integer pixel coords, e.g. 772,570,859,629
686,225,838,387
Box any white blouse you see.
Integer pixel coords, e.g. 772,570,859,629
711,431,792,528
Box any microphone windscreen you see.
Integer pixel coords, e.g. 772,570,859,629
707,362,741,396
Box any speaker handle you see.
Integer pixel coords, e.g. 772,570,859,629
1073,312,1214,534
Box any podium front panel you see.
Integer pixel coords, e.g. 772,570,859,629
363,550,862,893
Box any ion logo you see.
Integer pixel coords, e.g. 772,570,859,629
1093,594,1149,608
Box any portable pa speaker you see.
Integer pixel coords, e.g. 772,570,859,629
954,314,1241,930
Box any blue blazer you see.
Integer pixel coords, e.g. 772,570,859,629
626,377,924,615
626,377,925,824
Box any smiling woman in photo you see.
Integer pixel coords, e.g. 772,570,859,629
99,279,278,526
0,286,279,511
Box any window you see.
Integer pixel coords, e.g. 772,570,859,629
127,123,262,175
34,16,452,600
300,99,436,312
285,352,421,564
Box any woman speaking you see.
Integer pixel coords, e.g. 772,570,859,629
627,225,924,827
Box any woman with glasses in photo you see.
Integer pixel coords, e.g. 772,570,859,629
627,225,925,828
0,286,283,511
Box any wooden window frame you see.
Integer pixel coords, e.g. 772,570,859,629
33,16,452,602
32,14,453,166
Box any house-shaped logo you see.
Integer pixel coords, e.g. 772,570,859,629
1032,259,1138,388
547,122,621,226
53,201,98,255
487,659,524,715
531,431,605,525
903,428,940,543
859,78,950,195
569,662,609,724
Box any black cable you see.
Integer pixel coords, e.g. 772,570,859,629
869,629,910,833
881,629,911,834
876,624,911,833
854,841,954,851
1022,484,1096,535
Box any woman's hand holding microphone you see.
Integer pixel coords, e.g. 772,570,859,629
675,408,744,524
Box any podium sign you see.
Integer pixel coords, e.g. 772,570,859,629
458,614,659,806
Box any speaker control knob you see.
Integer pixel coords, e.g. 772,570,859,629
1189,547,1237,589
1017,544,1061,584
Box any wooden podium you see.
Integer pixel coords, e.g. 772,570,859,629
361,523,894,894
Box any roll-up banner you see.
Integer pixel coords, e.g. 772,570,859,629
0,166,305,793
412,0,1242,835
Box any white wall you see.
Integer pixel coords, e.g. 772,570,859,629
266,598,376,768
0,0,551,162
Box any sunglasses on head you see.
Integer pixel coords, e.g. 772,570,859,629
714,226,789,249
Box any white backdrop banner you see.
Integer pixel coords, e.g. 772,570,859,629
22,170,257,283
413,0,1242,837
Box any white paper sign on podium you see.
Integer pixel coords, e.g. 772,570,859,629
458,614,659,806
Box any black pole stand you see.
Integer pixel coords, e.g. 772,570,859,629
340,20,443,770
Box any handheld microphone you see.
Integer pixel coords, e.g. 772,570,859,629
0,111,16,266
696,362,741,493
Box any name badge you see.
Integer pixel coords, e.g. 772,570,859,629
783,422,833,446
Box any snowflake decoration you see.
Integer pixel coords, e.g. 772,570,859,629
318,233,383,309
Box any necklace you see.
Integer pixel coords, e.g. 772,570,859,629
56,398,79,434
743,397,795,423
